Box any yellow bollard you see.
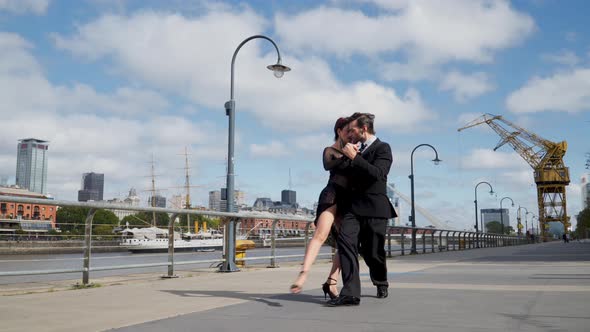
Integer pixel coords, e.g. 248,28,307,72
235,240,256,267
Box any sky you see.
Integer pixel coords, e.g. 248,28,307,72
1,0,589,231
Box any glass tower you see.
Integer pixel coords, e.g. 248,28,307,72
15,138,48,194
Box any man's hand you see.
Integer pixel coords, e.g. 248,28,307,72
342,143,359,160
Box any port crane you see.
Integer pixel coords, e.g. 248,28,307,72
458,113,570,241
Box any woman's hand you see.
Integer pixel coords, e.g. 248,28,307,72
342,143,359,160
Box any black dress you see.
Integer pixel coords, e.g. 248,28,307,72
315,147,352,226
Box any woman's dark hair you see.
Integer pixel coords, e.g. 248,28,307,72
349,112,375,134
333,117,351,141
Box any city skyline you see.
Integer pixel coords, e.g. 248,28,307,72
0,1,589,231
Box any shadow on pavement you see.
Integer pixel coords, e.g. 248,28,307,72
160,289,329,307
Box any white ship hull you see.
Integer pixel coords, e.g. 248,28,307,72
121,238,223,253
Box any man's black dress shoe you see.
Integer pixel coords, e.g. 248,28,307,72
325,295,360,306
377,286,388,298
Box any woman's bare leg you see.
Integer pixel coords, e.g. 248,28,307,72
290,205,337,293
325,252,341,295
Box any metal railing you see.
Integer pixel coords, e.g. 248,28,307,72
0,196,530,285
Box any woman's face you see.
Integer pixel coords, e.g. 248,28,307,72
338,126,349,144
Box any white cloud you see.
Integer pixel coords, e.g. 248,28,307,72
0,32,170,117
0,32,228,202
0,0,48,15
506,68,590,113
457,112,485,127
276,1,534,69
378,61,437,82
53,10,435,133
461,149,528,170
293,134,332,155
439,71,495,103
250,141,290,158
541,50,580,67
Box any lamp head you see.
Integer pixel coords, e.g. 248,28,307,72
267,63,291,78
432,157,442,165
489,189,494,195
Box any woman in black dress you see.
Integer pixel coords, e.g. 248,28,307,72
290,117,352,299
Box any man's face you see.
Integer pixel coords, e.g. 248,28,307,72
347,120,364,144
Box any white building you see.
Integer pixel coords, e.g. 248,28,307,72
106,188,141,222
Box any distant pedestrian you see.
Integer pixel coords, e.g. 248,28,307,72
562,233,568,243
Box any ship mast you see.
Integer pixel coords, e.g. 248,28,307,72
150,154,157,227
184,147,192,233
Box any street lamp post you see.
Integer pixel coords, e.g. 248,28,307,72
474,181,494,247
409,144,441,254
499,197,514,235
517,206,528,236
529,213,538,242
525,211,532,242
221,35,290,272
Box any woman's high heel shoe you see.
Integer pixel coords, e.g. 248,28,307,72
322,277,338,300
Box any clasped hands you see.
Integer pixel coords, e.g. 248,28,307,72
342,143,359,160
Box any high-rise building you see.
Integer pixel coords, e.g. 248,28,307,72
235,190,245,206
209,190,221,211
77,172,104,202
281,190,297,206
169,194,186,210
148,194,166,208
582,174,590,210
481,208,510,231
218,188,242,212
15,138,48,194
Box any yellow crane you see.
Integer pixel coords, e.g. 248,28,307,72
458,113,570,241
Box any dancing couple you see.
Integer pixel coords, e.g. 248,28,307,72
290,112,396,306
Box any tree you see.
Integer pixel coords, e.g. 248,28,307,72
120,212,170,228
56,206,87,233
56,206,118,234
574,208,590,238
485,221,502,234
485,221,514,234
506,225,515,235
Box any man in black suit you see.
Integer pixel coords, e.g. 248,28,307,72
327,112,396,306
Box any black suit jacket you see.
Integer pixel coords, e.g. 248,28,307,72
347,138,397,219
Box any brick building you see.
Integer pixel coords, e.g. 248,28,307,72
0,186,57,232
239,217,312,237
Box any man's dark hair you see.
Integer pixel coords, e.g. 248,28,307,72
334,117,351,141
349,112,375,134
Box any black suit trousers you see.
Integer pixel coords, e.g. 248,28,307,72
338,212,389,298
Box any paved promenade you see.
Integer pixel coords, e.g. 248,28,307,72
1,241,589,332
